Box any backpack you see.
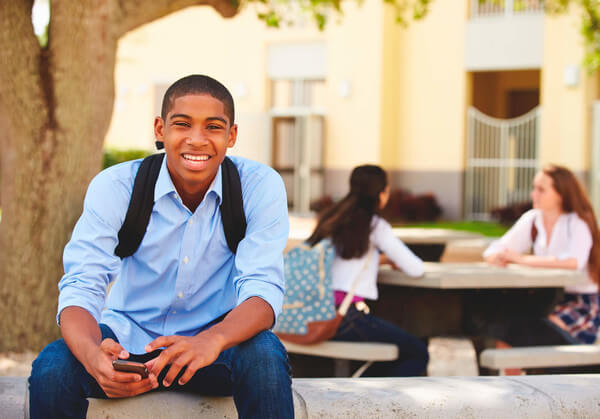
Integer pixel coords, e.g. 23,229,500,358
114,153,246,258
274,240,373,344
274,240,338,343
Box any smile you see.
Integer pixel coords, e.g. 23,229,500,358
183,154,210,161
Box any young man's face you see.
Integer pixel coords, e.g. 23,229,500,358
154,94,237,195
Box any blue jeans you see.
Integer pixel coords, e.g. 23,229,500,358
29,324,293,419
332,305,429,376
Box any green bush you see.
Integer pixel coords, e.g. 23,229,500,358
400,220,508,237
103,148,152,169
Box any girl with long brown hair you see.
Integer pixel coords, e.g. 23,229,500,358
308,164,429,376
484,164,600,344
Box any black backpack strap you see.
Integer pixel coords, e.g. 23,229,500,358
114,154,165,259
220,156,247,253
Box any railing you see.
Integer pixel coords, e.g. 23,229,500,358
464,106,541,220
470,0,544,18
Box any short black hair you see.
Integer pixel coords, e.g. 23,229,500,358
161,74,235,125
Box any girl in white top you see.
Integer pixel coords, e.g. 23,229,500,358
484,164,600,344
307,165,428,376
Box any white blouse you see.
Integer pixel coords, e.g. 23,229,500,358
331,216,424,300
483,209,597,294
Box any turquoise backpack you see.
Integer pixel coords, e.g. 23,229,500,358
274,240,337,341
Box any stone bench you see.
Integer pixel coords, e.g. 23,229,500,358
4,375,600,418
480,345,600,374
280,340,398,377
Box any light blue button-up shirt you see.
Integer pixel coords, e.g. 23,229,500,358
58,155,288,354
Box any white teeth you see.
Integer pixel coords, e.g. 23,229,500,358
183,154,209,161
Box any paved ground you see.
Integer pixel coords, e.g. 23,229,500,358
0,352,36,377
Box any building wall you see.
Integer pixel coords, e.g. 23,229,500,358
385,0,469,172
540,9,596,172
379,0,469,219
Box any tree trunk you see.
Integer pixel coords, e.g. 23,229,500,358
0,1,118,351
0,0,238,351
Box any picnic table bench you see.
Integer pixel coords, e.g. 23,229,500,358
280,340,398,378
480,344,600,374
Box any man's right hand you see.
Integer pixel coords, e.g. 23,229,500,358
85,338,158,398
60,306,158,398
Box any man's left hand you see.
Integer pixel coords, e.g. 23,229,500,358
144,332,225,387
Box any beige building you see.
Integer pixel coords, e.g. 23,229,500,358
105,0,600,219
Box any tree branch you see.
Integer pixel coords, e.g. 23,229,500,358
113,0,240,38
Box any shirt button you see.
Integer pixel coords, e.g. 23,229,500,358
189,219,193,225
178,292,183,299
172,310,177,314
183,256,189,264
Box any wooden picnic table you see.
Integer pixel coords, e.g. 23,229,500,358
371,262,588,339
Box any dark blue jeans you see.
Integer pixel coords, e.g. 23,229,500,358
28,324,293,419
332,305,429,376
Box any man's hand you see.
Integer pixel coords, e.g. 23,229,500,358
144,297,274,387
60,306,158,398
85,338,158,398
144,332,224,387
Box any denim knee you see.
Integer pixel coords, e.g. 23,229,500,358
29,338,86,394
229,331,293,418
230,331,291,384
29,338,93,419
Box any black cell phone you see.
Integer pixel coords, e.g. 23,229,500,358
112,359,149,379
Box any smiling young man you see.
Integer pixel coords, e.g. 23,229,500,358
28,75,293,418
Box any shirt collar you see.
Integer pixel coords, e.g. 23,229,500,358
153,155,224,205
154,155,176,202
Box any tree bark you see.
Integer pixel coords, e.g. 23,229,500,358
0,0,238,351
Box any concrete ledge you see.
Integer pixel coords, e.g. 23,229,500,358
4,375,600,418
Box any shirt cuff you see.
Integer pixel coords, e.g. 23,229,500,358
57,288,103,326
237,281,284,326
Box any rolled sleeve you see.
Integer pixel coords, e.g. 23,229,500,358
237,280,285,322
233,168,288,322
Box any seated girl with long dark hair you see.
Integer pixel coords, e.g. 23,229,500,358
484,164,600,345
307,165,429,376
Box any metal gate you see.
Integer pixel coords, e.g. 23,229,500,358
465,106,541,220
590,101,600,217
